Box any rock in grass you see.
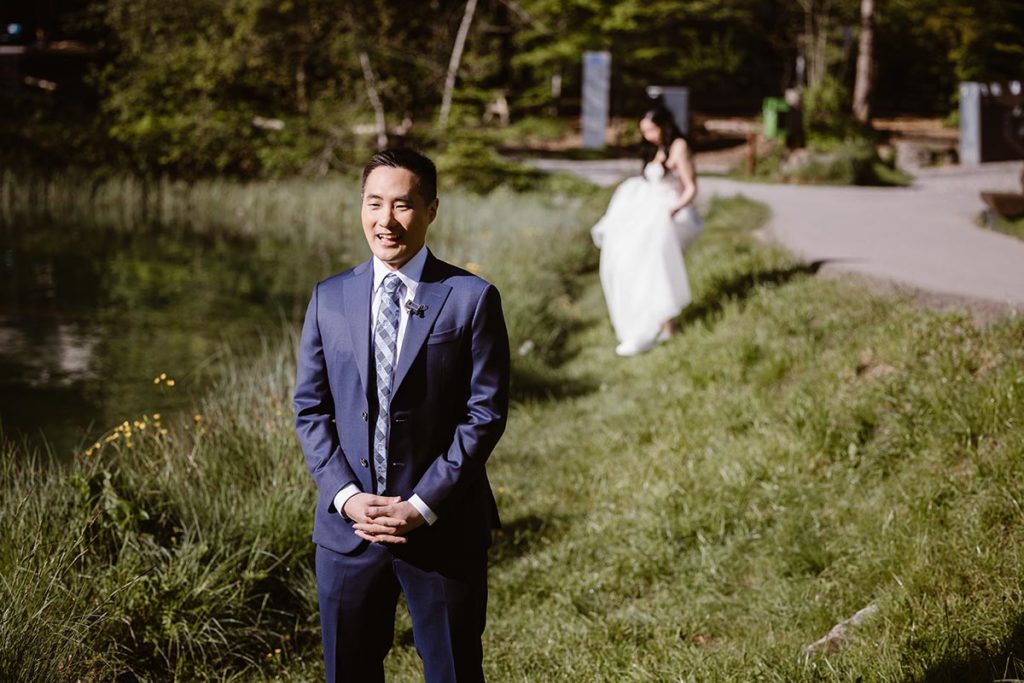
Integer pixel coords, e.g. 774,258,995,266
803,604,879,655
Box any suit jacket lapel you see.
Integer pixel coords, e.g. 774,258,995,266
392,253,452,395
343,259,373,398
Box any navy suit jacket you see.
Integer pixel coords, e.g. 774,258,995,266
294,250,510,559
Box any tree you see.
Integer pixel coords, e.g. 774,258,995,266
852,0,875,123
437,0,479,129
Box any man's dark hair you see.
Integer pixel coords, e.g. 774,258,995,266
361,148,438,202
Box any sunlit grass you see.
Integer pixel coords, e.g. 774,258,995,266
2,174,1024,681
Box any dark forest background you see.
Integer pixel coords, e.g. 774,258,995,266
3,0,1023,179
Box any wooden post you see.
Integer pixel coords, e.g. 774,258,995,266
747,133,757,175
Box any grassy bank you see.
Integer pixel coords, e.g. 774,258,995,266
479,201,1024,681
0,174,607,681
4,177,1024,680
989,214,1024,243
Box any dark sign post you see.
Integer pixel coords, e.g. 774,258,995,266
960,81,1024,165
646,86,689,135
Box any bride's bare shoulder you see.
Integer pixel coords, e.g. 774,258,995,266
668,137,690,157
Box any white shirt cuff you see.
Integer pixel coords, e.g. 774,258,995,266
333,484,362,519
409,494,438,525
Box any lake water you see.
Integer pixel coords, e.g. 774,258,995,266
0,218,353,459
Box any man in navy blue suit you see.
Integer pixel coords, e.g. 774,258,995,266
294,148,510,683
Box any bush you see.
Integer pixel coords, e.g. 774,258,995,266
433,136,546,194
792,137,911,186
738,135,911,187
803,76,859,145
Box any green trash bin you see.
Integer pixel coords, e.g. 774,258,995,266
762,97,790,140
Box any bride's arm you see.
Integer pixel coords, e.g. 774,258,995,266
667,138,697,215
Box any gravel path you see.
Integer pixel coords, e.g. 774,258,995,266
530,158,1024,313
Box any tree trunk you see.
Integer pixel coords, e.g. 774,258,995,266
295,58,309,115
798,0,831,88
359,51,388,150
437,0,478,129
852,0,875,123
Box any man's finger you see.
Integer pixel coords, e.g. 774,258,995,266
361,515,403,527
372,533,407,544
354,529,407,544
354,521,401,534
367,495,402,506
365,505,396,518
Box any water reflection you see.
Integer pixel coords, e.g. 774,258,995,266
0,220,351,459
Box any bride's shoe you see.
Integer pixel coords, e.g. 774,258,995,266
655,326,673,343
615,339,655,357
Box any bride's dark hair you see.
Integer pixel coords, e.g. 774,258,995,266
640,102,689,175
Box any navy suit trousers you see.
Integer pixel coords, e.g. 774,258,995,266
316,542,488,683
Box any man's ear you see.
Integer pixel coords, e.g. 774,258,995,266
428,197,439,223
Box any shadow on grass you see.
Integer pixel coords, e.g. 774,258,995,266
489,513,566,567
922,619,1024,682
510,364,598,402
680,259,835,325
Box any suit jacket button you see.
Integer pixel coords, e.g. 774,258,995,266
359,458,368,468
361,411,368,422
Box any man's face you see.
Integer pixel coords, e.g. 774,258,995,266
361,166,438,270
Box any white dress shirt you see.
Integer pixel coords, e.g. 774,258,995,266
333,246,437,525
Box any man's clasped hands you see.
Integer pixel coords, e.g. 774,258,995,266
343,493,426,544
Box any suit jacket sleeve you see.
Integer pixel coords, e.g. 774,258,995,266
413,283,510,514
293,282,359,507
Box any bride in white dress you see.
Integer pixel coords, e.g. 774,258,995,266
591,103,703,356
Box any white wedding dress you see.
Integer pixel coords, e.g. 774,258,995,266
591,162,703,355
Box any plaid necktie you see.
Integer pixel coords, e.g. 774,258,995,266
372,273,402,494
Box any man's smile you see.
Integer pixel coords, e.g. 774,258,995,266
376,231,405,244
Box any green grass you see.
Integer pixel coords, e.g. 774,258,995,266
3,175,1024,681
988,214,1024,242
479,200,1024,681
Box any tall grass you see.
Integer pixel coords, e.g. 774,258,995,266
0,169,604,383
0,172,608,681
3,171,1024,681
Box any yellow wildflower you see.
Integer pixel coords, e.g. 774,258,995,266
166,379,175,387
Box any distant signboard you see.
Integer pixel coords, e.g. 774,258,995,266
582,51,611,149
960,81,1024,165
